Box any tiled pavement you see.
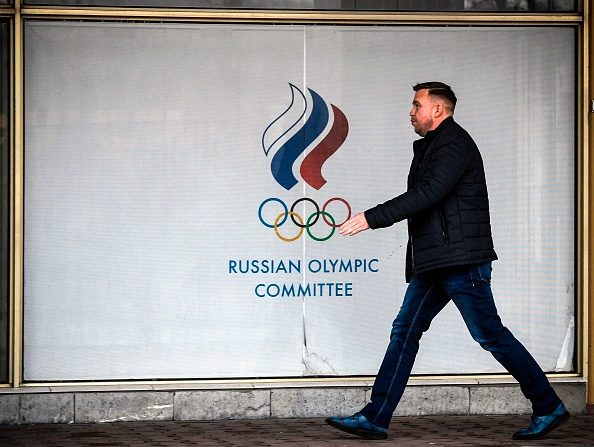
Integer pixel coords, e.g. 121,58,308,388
0,414,593,447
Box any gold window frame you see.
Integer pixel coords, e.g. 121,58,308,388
0,2,590,412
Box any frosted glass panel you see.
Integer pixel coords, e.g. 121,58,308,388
24,22,575,380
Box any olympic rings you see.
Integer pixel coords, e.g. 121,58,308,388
291,197,319,228
258,197,351,242
258,197,288,229
323,197,352,227
274,211,304,242
307,211,336,242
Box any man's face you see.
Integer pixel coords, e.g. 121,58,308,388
409,89,436,137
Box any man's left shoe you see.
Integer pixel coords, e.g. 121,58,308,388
512,403,570,440
325,412,388,440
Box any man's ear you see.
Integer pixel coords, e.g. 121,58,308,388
433,102,443,118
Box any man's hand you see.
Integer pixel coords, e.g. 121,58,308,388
339,212,370,236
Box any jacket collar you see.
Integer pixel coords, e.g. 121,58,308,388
413,116,455,154
425,115,454,139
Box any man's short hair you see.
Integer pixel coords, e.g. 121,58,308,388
413,82,457,112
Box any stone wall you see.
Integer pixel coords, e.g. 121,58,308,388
0,378,586,425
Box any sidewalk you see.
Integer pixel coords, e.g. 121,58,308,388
1,414,593,447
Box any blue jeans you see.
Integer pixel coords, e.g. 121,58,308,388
360,262,562,429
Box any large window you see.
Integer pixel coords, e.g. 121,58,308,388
23,22,576,381
21,0,577,12
0,19,9,384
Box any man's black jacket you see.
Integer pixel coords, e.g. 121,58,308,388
364,116,497,281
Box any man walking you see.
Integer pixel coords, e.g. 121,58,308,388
325,82,569,441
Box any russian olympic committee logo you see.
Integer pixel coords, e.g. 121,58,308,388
258,196,351,242
259,83,350,242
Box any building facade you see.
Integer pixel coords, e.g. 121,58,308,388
0,0,592,423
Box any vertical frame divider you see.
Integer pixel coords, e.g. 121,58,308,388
11,0,23,387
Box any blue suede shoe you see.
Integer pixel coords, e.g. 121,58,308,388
512,403,570,440
325,412,388,440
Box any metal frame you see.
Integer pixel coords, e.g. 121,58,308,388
1,2,589,394
578,0,594,413
15,7,585,24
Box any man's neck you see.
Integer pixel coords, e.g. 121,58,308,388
425,115,453,136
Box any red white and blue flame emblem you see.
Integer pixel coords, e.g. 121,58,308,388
262,83,349,191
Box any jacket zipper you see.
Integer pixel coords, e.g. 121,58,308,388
410,235,415,271
439,210,449,245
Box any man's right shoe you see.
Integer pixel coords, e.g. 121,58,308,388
325,412,388,440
